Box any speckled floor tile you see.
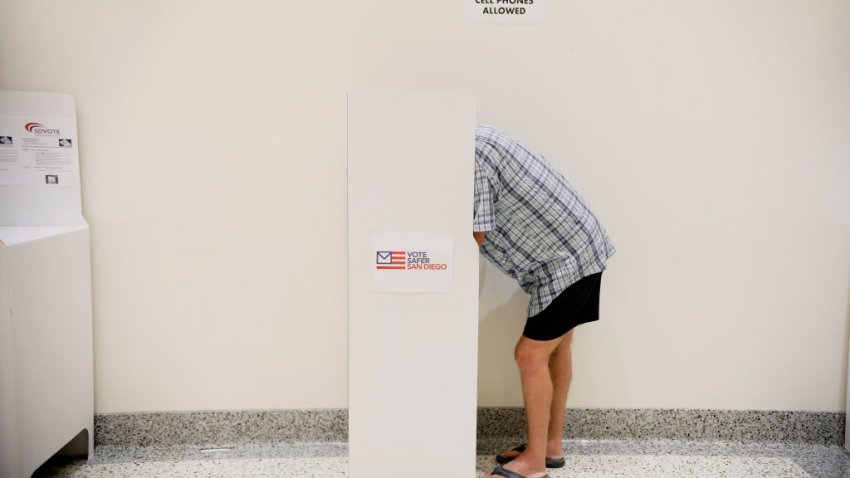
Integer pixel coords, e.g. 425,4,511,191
84,442,348,463
38,457,350,478
34,439,850,478
475,455,809,477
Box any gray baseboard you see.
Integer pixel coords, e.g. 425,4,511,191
94,408,845,448
477,408,845,452
95,409,347,447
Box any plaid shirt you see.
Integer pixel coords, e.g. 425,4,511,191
474,125,616,317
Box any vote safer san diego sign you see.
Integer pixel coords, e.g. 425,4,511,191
371,231,454,293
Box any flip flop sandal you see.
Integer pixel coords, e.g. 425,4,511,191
495,444,566,468
490,464,549,478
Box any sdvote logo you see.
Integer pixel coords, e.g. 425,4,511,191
25,122,61,136
375,250,449,271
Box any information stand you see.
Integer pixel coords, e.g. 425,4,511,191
0,91,93,478
347,92,479,477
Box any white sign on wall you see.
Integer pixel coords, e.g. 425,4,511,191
0,91,85,227
0,115,79,187
465,0,547,24
371,231,454,293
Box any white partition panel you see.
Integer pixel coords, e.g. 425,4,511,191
348,92,479,478
0,227,93,477
0,91,92,478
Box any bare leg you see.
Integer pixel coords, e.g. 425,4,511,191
546,329,574,458
486,335,563,478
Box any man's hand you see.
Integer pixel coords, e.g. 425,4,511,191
473,231,485,247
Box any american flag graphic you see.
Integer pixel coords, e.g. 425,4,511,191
376,251,406,270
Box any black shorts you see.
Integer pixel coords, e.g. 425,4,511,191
522,272,603,341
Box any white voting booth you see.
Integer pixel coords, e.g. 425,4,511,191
0,91,93,477
348,92,479,477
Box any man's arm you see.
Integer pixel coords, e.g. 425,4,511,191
473,231,485,247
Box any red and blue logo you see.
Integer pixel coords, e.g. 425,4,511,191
24,122,60,135
375,250,448,271
376,251,406,270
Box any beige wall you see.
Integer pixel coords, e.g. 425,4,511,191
1,0,848,413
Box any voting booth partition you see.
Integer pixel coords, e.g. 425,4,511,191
0,91,93,478
348,92,479,477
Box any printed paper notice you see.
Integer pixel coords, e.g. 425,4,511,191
0,116,79,187
0,126,15,185
465,0,547,24
372,231,454,293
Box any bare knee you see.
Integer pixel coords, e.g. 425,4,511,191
514,340,550,369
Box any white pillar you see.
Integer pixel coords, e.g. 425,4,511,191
348,92,479,477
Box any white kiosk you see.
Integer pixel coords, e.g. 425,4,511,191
348,92,479,477
0,91,94,477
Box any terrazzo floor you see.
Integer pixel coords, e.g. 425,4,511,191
33,439,850,478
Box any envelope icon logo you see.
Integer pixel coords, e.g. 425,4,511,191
376,250,405,270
